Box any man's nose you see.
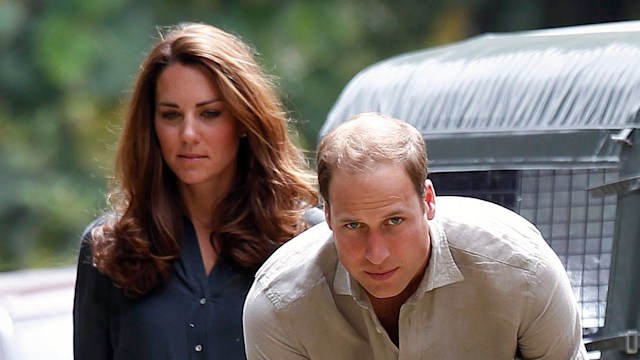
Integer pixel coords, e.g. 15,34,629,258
364,232,391,265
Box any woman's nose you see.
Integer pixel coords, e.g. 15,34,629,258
181,115,200,142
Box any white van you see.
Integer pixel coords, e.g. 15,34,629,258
0,267,75,360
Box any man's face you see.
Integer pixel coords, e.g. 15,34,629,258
325,163,436,303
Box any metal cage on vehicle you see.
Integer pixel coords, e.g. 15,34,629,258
321,20,640,359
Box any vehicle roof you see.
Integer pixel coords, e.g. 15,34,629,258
322,21,640,171
324,20,640,136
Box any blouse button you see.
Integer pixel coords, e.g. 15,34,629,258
199,298,206,305
195,344,203,352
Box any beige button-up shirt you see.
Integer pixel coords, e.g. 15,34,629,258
244,197,588,359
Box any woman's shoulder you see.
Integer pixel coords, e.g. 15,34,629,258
80,213,118,242
77,212,119,263
75,213,119,295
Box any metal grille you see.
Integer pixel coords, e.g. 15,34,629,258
430,169,618,333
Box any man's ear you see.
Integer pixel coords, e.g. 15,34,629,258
324,201,333,230
423,180,436,220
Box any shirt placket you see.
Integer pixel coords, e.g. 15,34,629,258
363,305,399,359
190,293,210,356
398,304,418,360
182,217,212,358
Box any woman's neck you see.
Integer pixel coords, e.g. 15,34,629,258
179,177,234,226
179,182,232,274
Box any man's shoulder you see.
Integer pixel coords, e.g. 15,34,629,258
435,196,555,270
252,221,338,309
436,196,540,237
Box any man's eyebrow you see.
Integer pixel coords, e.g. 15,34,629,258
335,216,359,223
334,209,406,223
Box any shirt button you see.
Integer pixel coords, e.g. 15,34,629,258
200,298,206,305
189,323,195,328
376,327,382,333
195,344,203,352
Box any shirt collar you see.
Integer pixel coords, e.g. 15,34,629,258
333,216,464,304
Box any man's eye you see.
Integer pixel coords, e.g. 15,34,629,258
345,222,360,230
387,217,403,225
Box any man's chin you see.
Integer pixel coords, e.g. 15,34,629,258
363,286,402,300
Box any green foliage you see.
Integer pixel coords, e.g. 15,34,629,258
1,0,636,271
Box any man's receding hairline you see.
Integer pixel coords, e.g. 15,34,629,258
326,116,402,145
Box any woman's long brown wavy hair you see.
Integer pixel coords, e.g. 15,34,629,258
90,23,318,298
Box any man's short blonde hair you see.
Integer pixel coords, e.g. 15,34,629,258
317,112,428,205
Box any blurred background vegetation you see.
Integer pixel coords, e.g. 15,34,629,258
1,0,638,271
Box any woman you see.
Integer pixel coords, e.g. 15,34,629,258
73,22,319,359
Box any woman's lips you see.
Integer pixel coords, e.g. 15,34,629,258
179,154,207,160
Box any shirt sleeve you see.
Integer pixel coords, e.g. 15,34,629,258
517,246,589,360
73,226,113,360
243,283,309,360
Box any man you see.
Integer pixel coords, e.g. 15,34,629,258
243,112,588,359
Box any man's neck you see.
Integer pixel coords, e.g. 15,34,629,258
366,255,429,347
369,295,404,346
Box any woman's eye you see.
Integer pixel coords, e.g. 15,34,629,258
202,109,221,119
160,111,180,120
387,217,403,225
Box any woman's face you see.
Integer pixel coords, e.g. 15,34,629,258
154,62,244,194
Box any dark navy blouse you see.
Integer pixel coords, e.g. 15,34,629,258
73,217,254,360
